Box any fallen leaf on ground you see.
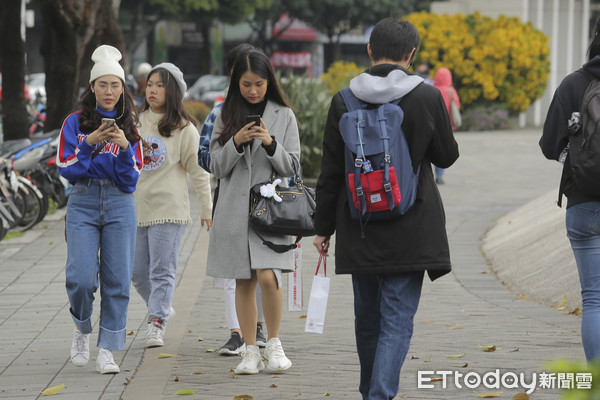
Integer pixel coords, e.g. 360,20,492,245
174,376,179,382
554,295,567,310
569,308,582,315
510,348,520,352
175,388,194,395
157,353,176,359
187,330,192,333
476,391,503,398
431,378,444,382
270,384,278,388
198,336,204,341
446,353,466,358
127,331,134,335
410,355,419,359
477,344,496,352
233,395,253,399
450,324,464,330
206,349,217,353
299,315,307,319
124,377,131,385
513,393,530,400
193,371,206,375
323,391,331,396
41,383,65,396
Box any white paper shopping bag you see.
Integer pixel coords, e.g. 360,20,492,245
305,249,330,334
288,245,303,311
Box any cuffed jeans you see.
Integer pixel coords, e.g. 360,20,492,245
132,223,185,325
352,271,424,400
65,179,136,351
566,201,600,361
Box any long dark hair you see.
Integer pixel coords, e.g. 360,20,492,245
79,80,140,143
588,16,600,60
142,68,196,137
218,49,291,146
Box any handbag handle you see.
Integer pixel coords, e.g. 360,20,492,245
315,248,327,276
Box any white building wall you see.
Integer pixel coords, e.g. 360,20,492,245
431,0,591,127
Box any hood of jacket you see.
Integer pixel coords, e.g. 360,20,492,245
433,67,453,87
583,55,600,79
348,64,423,104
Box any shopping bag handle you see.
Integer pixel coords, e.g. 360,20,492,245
316,248,327,276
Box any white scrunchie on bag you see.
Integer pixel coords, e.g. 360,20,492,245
259,178,282,202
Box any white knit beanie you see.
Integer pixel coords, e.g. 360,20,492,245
153,62,187,100
89,45,125,83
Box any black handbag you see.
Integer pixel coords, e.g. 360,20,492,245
249,172,316,253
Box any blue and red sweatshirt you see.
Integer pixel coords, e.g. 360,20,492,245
56,108,143,193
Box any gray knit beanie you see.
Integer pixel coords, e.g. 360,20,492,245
152,62,187,101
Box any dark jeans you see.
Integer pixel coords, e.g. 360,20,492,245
352,271,424,400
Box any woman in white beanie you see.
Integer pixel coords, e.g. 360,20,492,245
56,44,143,374
132,63,212,348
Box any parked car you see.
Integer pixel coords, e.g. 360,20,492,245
184,74,228,107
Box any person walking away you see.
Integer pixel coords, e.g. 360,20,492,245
207,49,300,375
198,43,267,356
132,63,212,348
540,16,600,363
433,66,460,185
56,44,143,374
313,18,459,400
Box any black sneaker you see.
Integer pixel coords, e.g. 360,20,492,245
219,332,245,356
256,324,267,348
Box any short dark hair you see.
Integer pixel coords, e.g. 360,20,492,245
369,18,420,63
588,16,600,60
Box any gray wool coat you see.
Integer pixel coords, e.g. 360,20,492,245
206,100,300,284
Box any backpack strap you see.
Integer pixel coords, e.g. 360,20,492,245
377,105,394,210
339,88,364,112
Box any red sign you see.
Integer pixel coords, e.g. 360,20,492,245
271,52,312,68
272,13,317,41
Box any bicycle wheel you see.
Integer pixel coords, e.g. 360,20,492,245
12,179,46,232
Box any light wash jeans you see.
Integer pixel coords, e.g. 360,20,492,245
352,271,424,400
65,179,137,351
566,201,600,361
132,223,186,326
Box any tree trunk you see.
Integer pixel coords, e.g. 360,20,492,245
39,0,106,132
0,0,30,140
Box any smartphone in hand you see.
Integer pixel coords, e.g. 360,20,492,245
101,118,115,129
246,115,261,127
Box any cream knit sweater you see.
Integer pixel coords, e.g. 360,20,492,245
135,109,212,227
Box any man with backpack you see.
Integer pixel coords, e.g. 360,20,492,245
313,18,459,400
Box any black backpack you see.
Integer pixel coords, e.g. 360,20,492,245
560,69,600,205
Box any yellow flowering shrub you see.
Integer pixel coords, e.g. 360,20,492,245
407,11,550,112
320,61,366,95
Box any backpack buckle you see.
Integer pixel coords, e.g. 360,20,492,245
356,185,364,196
383,154,391,164
383,182,392,192
354,159,363,168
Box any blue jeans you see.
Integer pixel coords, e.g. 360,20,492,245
566,201,600,361
352,271,424,400
65,179,137,351
132,223,186,325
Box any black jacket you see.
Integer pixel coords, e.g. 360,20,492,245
314,64,459,280
541,55,600,207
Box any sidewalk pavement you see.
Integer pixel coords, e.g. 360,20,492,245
0,129,584,400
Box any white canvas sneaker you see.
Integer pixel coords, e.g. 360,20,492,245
146,323,165,348
264,338,292,373
96,348,120,374
70,327,90,367
234,345,264,375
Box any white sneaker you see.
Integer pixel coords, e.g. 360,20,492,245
146,323,165,348
70,327,90,367
96,348,120,374
264,338,292,373
234,345,264,375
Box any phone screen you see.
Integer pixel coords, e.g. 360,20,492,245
101,118,115,128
